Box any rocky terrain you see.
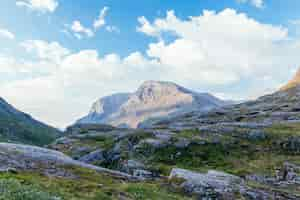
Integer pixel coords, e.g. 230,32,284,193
1,75,300,199
77,81,227,128
0,97,60,146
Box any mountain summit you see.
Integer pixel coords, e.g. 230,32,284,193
77,81,227,128
281,67,300,91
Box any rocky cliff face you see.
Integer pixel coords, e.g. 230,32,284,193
0,97,60,145
77,81,226,128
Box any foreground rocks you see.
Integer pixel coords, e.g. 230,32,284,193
0,143,134,180
169,168,243,199
169,168,300,200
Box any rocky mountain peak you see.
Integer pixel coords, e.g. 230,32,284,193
280,67,300,91
135,81,191,102
77,81,227,128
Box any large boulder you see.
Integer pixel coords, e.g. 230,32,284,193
78,149,105,164
168,168,299,200
169,168,243,199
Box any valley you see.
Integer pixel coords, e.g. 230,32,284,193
1,77,300,199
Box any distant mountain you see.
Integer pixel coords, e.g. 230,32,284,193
281,67,300,91
0,97,60,146
77,81,228,128
142,69,300,130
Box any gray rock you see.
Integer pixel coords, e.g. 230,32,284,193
168,168,298,199
276,162,300,183
174,138,191,149
279,137,300,152
0,143,134,180
79,149,105,164
72,146,92,156
121,160,146,174
133,169,153,180
53,137,76,145
138,138,168,149
169,168,243,197
246,130,266,140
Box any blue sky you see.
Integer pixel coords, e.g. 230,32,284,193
1,0,300,128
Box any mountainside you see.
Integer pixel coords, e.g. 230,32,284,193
77,81,227,128
142,83,300,131
0,97,60,146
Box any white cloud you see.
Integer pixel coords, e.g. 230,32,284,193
65,6,116,38
237,0,264,8
138,9,291,86
0,29,15,40
137,16,161,37
21,40,70,63
16,0,58,13
71,21,94,38
94,7,109,30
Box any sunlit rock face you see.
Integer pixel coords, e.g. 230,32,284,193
77,81,226,128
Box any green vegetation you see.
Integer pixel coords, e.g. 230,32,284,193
0,179,58,200
0,168,192,200
265,123,300,138
0,116,59,146
174,129,200,139
133,123,300,177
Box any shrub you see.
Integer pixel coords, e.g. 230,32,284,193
0,179,60,200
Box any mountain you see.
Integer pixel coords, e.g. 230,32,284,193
77,81,227,128
142,69,300,130
0,97,60,145
281,67,300,91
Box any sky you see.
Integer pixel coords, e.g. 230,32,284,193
1,0,300,128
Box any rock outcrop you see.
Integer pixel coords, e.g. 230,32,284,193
169,168,300,199
0,143,134,180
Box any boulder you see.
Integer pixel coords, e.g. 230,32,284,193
246,130,267,140
137,138,168,149
121,160,145,174
169,168,243,198
79,149,105,164
174,138,191,149
133,169,153,180
276,162,300,183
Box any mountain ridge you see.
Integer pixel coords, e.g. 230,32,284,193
77,81,227,128
0,96,60,145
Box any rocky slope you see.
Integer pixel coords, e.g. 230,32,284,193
0,142,192,200
49,72,300,199
77,81,226,128
0,97,60,146
141,83,300,131
50,122,300,199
